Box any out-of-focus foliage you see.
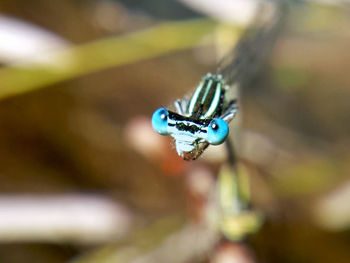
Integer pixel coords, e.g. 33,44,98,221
0,18,218,99
0,1,350,263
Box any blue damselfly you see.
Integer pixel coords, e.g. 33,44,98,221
152,2,285,161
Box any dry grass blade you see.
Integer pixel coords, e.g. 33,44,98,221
0,19,221,100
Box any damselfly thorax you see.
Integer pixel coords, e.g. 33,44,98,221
152,73,237,160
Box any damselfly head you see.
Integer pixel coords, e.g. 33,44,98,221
152,108,229,160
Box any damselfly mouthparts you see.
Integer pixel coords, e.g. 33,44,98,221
152,73,237,160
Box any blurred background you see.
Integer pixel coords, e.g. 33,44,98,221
0,0,350,262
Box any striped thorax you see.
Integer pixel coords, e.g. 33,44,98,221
188,73,226,119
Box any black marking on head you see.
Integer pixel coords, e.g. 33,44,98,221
175,122,207,134
167,110,211,134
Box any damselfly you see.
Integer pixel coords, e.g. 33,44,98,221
152,73,236,160
152,4,285,161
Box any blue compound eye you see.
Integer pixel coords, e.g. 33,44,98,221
207,118,229,145
152,108,170,135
